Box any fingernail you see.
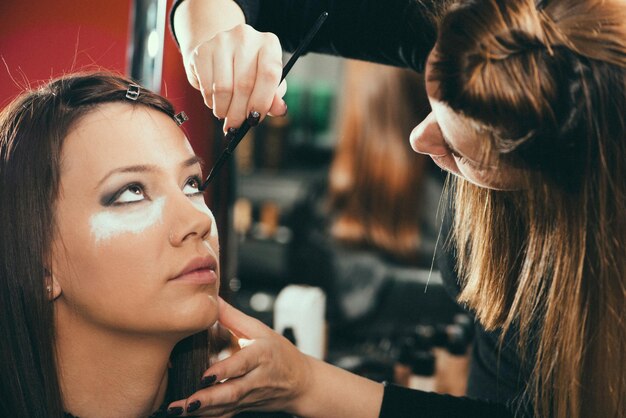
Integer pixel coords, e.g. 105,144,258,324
167,406,184,416
200,374,217,388
225,127,237,140
187,400,201,413
247,111,261,126
282,104,288,117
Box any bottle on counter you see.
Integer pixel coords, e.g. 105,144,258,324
394,336,414,387
394,324,437,389
433,322,471,396
408,349,436,392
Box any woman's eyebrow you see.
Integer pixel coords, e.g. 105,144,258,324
183,155,204,168
96,156,205,189
96,165,158,188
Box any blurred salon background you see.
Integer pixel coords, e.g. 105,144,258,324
2,1,473,395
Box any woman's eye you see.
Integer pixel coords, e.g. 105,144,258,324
183,176,202,196
113,184,146,205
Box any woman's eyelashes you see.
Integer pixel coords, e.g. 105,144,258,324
448,148,489,172
102,183,148,206
183,175,203,196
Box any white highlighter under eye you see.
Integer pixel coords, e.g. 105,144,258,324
90,197,166,243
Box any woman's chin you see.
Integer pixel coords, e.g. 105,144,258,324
165,297,219,337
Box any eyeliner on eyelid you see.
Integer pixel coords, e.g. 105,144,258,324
100,191,118,206
101,183,146,206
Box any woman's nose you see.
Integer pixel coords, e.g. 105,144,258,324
168,194,214,246
409,112,448,157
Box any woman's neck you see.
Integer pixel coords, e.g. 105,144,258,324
55,314,177,418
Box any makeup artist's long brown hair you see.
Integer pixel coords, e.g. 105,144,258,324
0,73,209,417
431,0,626,417
328,61,431,262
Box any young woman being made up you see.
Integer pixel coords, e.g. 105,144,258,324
0,73,220,418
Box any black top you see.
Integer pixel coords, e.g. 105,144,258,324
380,383,513,418
169,1,533,416
169,0,437,73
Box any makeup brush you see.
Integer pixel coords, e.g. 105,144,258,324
201,11,329,190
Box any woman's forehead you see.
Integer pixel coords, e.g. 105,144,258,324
61,103,194,178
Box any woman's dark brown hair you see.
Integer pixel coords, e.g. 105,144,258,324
0,72,209,417
430,0,626,417
328,60,432,262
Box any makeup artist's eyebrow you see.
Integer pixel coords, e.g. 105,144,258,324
96,156,205,188
441,133,483,166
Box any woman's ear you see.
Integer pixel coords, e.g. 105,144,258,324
44,268,62,301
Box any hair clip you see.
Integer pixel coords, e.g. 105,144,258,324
174,111,189,126
125,84,141,101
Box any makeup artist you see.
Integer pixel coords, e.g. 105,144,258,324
168,1,626,417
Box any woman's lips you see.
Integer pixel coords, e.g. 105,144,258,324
172,267,218,285
170,256,218,284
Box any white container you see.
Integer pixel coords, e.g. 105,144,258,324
274,285,327,359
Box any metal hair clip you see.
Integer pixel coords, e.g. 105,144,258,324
125,84,141,101
174,111,189,126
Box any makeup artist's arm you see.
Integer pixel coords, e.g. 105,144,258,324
166,298,384,417
166,299,514,417
172,0,288,131
170,0,440,130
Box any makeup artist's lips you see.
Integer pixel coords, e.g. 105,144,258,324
170,256,218,285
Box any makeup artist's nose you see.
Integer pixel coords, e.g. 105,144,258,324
169,195,214,246
409,112,448,157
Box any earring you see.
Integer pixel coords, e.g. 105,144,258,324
46,285,52,294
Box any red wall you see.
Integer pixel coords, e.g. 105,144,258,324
0,1,131,104
0,0,216,188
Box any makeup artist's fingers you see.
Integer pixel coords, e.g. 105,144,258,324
220,25,264,130
167,299,313,416
246,35,285,123
224,51,256,130
182,24,285,132
210,42,234,122
217,297,271,339
176,372,290,417
186,42,216,109
182,43,202,91
171,362,304,417
165,347,264,416
179,33,225,114
184,59,201,91
266,80,288,117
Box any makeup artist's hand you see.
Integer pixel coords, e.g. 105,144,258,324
167,297,315,417
184,24,288,133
